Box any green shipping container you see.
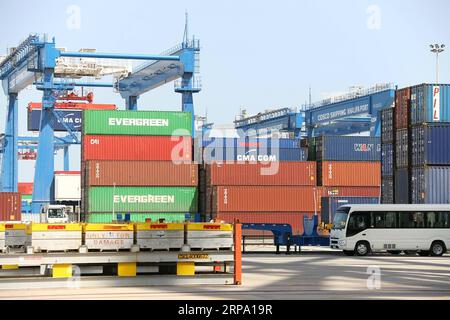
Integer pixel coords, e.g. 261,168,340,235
87,186,198,213
83,110,192,136
84,213,189,223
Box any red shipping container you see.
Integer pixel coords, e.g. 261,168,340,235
215,212,314,235
82,135,192,161
320,161,381,187
212,186,322,212
395,87,411,129
85,160,198,186
0,193,21,221
206,162,316,186
321,186,381,198
18,183,33,195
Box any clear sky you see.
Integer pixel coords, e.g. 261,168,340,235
0,0,449,181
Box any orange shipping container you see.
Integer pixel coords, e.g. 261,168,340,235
212,186,322,212
320,161,381,187
206,162,316,186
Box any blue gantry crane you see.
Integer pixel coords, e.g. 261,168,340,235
232,84,395,139
0,20,201,214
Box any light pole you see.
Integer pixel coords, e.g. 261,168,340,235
430,44,445,83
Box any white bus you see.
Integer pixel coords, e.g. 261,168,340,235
330,204,450,256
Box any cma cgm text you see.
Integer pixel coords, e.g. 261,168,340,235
108,118,169,127
113,195,175,203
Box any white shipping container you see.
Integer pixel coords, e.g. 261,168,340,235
54,173,81,201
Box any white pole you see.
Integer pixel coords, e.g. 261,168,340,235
436,51,439,83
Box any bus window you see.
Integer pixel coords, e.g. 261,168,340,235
332,207,350,230
399,212,416,228
415,212,426,228
385,212,397,228
372,212,386,228
426,212,436,228
435,212,450,228
346,212,370,237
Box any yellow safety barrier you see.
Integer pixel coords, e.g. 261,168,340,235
177,262,195,276
187,223,233,231
135,222,184,231
30,224,83,232
52,264,73,278
2,265,19,270
83,223,134,232
118,262,136,277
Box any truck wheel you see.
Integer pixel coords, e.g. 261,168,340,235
430,241,446,257
354,241,370,256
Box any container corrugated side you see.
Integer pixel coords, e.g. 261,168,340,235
321,197,380,224
202,147,307,163
201,138,301,149
87,187,198,213
320,161,381,187
381,143,394,176
381,176,394,204
411,124,450,166
82,135,192,161
321,186,381,198
395,87,411,129
411,84,450,125
0,193,21,221
214,212,314,235
85,161,198,186
212,186,321,212
395,169,409,204
381,108,395,143
316,136,381,161
395,129,409,168
411,166,450,204
83,110,192,136
84,213,188,223
205,162,316,186
18,183,33,195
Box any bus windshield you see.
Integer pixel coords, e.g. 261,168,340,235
332,208,350,230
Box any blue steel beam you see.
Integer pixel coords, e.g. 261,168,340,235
34,81,114,88
0,93,18,192
59,51,180,61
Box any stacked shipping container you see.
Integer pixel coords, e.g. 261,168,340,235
81,110,198,223
382,84,450,204
200,138,316,235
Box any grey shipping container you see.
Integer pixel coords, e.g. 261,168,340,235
381,176,394,204
395,169,409,204
411,124,450,166
381,108,395,143
315,136,381,161
321,196,380,224
411,166,450,204
395,129,409,168
381,143,394,176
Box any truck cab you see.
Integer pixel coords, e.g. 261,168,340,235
40,205,69,224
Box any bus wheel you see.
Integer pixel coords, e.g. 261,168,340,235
418,251,430,257
354,241,370,256
387,250,401,255
430,241,446,257
343,250,354,256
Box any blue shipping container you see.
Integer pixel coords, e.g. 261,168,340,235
381,143,394,176
411,84,450,125
411,124,450,166
411,166,450,204
316,136,381,161
28,109,82,132
202,147,307,163
201,138,301,149
321,196,380,224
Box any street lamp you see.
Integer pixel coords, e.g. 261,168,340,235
430,44,445,83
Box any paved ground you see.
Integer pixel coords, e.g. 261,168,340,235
0,248,449,300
